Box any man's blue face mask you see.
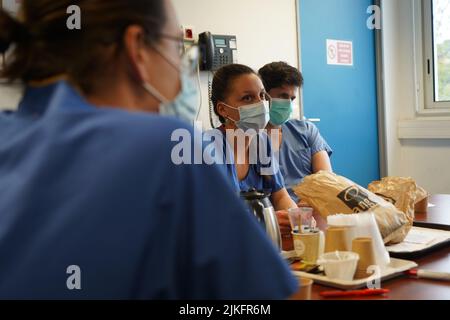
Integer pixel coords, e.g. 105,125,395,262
269,98,293,126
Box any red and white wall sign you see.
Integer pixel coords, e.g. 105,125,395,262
326,39,353,66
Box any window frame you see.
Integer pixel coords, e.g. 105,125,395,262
421,0,450,111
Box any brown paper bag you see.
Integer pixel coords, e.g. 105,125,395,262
293,171,410,244
368,177,416,218
368,177,417,243
415,185,428,204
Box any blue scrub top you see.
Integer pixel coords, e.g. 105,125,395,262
278,119,333,202
206,126,285,196
0,81,298,299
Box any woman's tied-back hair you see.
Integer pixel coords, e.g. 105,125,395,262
0,0,166,94
211,64,256,124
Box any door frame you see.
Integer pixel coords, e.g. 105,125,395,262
295,0,305,120
295,0,387,178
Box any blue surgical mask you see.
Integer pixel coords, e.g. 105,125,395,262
142,46,200,124
270,98,293,126
222,100,270,131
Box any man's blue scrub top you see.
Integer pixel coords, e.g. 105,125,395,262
0,81,298,299
278,120,333,203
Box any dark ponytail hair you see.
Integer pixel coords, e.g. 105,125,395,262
211,64,256,124
0,0,166,93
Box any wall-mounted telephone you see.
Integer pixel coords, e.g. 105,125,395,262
198,32,237,71
1,0,23,70
1,0,22,16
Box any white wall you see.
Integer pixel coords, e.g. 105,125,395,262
382,0,450,194
1,0,300,118
172,0,300,129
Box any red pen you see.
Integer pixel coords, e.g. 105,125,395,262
320,289,390,298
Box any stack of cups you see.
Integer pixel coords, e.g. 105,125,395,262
352,237,376,279
327,213,390,269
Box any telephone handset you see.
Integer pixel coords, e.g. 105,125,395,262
1,0,22,16
198,31,237,71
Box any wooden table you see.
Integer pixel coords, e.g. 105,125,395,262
310,195,450,300
414,194,450,231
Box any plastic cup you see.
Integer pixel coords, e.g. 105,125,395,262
317,251,359,281
299,207,314,232
288,207,314,233
287,208,301,232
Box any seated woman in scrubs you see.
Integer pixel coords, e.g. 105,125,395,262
210,64,297,236
0,0,299,299
259,62,333,204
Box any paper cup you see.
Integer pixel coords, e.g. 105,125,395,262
292,231,324,265
415,196,428,214
324,227,350,253
296,278,313,300
327,224,357,250
352,237,376,279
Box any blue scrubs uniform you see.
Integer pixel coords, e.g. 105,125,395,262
207,126,285,196
0,81,298,299
278,119,333,202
